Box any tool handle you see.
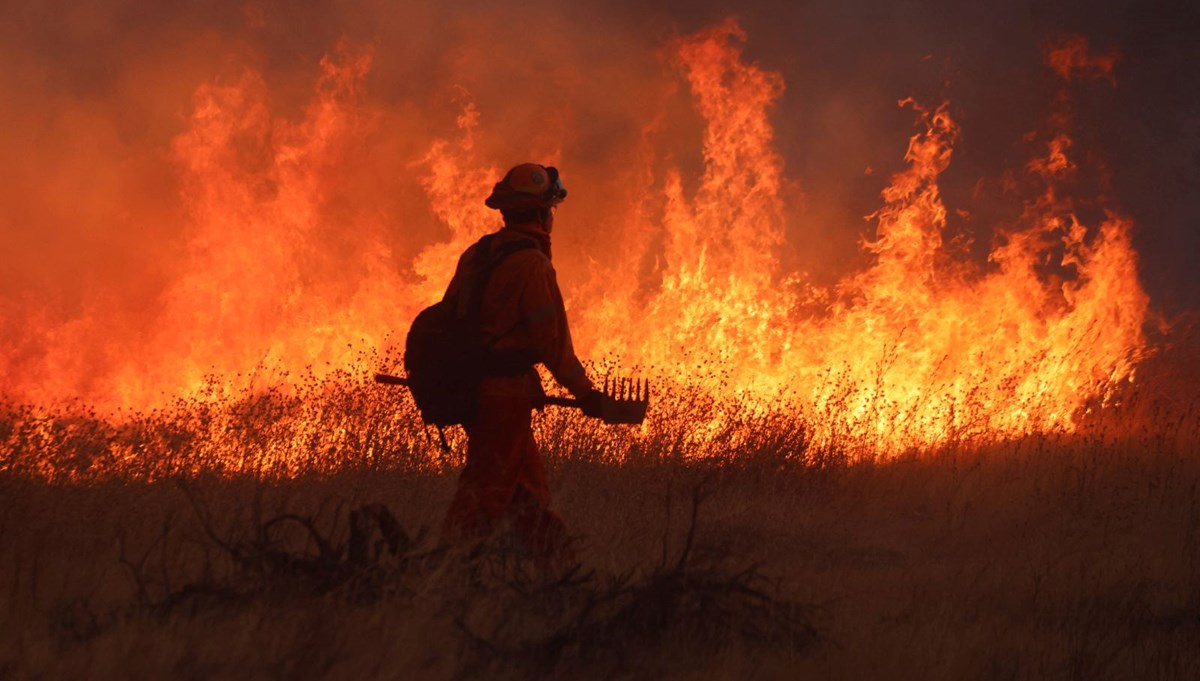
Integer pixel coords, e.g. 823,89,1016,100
374,373,586,411
542,396,581,409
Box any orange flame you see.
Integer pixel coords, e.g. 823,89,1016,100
0,21,1152,460
574,22,1148,452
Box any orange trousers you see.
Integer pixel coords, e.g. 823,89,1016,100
441,386,570,560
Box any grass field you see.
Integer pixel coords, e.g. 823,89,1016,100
2,337,1198,679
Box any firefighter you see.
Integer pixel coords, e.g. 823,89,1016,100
440,163,601,565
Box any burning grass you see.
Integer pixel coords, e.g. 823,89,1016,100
1,346,1191,483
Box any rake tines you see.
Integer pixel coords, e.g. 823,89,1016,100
599,374,650,425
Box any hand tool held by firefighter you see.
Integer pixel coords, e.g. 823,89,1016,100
373,373,649,426
545,376,650,425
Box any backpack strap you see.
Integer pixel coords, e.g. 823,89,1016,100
463,235,539,333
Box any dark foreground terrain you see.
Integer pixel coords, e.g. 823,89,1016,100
3,427,1199,680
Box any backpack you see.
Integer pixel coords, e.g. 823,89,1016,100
404,234,538,428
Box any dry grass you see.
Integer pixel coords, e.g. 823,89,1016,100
2,333,1199,679
3,430,1199,679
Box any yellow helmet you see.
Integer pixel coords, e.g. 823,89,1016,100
485,163,567,212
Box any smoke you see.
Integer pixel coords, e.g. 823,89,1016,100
0,0,1195,409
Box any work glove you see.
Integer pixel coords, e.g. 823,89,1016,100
579,387,606,419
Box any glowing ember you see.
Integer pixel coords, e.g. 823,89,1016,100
0,20,1151,464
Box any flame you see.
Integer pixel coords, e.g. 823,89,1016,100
576,21,1148,452
0,19,1155,469
1044,35,1119,84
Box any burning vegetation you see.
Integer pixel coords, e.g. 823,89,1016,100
0,19,1168,478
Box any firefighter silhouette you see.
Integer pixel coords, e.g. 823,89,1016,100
439,163,602,564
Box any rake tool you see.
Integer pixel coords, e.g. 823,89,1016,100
544,376,651,425
373,373,650,425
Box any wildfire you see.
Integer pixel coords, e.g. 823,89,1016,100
578,22,1147,452
0,19,1151,467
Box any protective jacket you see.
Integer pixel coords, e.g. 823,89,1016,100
440,220,590,565
440,222,593,404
